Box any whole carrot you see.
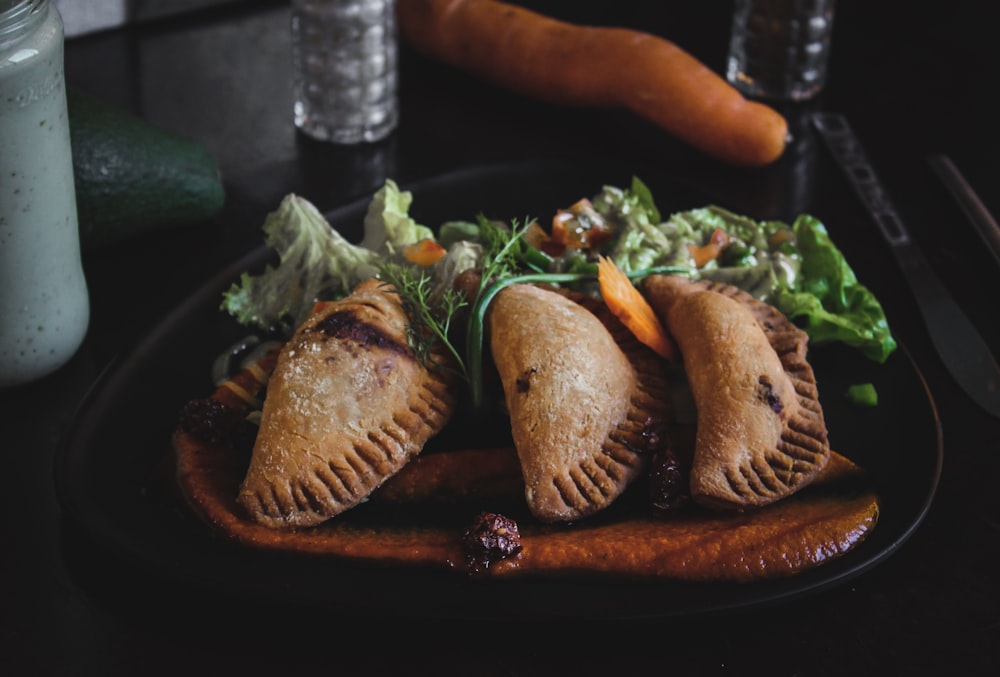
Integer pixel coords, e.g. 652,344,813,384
397,0,789,167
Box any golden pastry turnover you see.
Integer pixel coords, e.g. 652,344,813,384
487,284,671,522
642,275,830,510
236,279,457,529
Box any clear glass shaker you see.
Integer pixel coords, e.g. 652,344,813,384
0,0,88,387
291,0,399,144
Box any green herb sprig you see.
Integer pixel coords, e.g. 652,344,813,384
463,216,685,408
383,215,687,410
377,262,469,375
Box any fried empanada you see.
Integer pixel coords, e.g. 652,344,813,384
488,284,670,523
642,275,829,510
237,279,457,529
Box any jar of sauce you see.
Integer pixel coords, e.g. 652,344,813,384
0,0,88,387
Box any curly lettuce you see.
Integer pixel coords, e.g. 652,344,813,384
220,180,433,334
219,194,374,334
775,215,897,362
221,176,896,364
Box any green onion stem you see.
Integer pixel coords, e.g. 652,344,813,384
466,272,581,409
464,265,689,408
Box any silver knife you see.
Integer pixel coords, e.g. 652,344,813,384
926,153,1000,268
811,112,1000,419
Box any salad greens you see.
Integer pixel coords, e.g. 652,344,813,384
846,383,879,407
359,178,435,253
221,180,433,335
377,261,469,376
459,216,593,407
596,190,897,363
220,176,897,406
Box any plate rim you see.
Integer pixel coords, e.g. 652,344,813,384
53,158,944,620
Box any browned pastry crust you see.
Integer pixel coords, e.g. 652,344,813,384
171,279,876,581
236,278,457,529
487,284,671,523
642,275,829,510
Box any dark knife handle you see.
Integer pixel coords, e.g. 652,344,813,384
811,113,1000,419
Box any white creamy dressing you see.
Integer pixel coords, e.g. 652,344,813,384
0,0,88,386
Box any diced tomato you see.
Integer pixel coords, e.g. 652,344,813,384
524,221,565,257
549,198,614,254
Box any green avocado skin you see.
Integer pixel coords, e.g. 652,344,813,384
68,88,226,250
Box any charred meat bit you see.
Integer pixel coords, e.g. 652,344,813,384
462,511,523,573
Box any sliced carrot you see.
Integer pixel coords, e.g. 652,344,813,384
402,238,448,266
597,255,676,363
768,227,794,248
687,227,729,267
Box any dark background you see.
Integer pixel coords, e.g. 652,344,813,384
4,1,998,674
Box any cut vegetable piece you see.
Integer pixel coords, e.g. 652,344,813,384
597,256,676,362
403,238,448,266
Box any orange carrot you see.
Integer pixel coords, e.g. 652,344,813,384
402,238,448,266
397,0,788,167
597,256,676,362
688,227,730,267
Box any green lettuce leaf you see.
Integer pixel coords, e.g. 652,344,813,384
774,215,897,362
360,179,434,254
220,180,440,336
600,185,896,362
220,193,378,334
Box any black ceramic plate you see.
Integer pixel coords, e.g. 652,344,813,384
54,160,942,621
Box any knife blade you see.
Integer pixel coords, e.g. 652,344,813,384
926,153,1000,269
811,112,1000,419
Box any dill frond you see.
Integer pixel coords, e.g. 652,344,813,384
377,262,468,378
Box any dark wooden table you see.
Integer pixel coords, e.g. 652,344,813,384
5,1,998,674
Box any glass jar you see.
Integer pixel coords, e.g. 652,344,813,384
0,0,88,386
